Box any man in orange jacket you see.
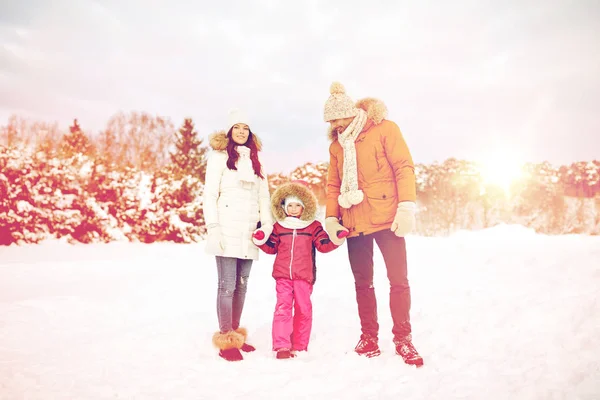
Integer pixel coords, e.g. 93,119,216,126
323,82,423,367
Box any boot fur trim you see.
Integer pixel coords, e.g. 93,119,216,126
235,327,248,342
212,330,244,350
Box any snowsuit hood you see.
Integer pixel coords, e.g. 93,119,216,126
270,180,318,223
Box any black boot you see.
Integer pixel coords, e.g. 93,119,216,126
354,334,381,358
394,334,423,367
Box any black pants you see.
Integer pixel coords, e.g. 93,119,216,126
347,229,411,340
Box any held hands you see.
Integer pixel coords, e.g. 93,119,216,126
325,217,349,246
390,201,416,237
252,223,273,246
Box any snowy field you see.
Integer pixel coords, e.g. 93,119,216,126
0,225,599,400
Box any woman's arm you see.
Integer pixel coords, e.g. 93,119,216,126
202,152,225,227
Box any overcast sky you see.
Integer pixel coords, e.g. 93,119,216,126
1,0,598,172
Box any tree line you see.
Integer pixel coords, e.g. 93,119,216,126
1,113,598,245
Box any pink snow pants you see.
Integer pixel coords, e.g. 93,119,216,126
272,279,313,351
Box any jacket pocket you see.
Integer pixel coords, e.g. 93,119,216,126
364,187,397,225
357,139,389,181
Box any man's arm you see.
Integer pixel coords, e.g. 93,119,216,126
382,121,416,202
325,144,342,218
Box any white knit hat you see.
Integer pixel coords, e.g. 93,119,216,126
227,108,251,132
283,195,304,210
323,82,358,122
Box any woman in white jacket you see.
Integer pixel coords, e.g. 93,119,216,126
203,109,273,362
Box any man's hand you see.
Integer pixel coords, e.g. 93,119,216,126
390,202,416,237
325,217,349,246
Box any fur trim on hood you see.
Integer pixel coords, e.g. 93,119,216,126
209,130,263,151
271,181,318,222
327,97,388,141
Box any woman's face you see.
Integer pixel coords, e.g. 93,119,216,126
231,124,250,145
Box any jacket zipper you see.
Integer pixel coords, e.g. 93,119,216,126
288,229,297,279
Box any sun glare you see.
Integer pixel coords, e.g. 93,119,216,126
479,154,526,193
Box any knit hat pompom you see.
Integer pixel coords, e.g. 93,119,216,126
324,81,358,122
330,82,346,95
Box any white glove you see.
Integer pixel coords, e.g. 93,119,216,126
324,217,349,246
390,202,416,237
205,224,224,255
252,223,273,246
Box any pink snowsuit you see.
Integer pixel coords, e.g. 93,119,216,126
253,180,340,352
258,220,337,351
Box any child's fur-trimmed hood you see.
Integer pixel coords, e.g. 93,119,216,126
327,97,388,142
271,181,318,222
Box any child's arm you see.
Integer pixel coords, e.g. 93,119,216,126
253,228,280,254
312,222,339,253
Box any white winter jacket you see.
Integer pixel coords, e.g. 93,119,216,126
202,132,272,260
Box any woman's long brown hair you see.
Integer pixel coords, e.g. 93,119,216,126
225,128,264,179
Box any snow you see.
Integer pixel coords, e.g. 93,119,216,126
0,226,599,399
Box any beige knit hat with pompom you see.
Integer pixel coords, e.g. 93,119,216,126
323,82,358,122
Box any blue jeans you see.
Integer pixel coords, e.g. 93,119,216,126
216,256,252,333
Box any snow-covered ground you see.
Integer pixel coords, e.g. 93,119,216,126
0,225,599,399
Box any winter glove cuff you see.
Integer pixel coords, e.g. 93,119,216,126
390,201,416,237
325,217,348,246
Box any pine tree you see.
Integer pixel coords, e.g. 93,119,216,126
170,118,207,182
60,119,94,158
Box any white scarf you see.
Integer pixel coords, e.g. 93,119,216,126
235,146,256,188
337,108,367,208
278,216,313,230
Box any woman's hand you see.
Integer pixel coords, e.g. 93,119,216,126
206,225,224,255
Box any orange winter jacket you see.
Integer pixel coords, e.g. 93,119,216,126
325,98,416,238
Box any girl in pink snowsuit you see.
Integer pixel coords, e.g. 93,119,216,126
253,180,339,359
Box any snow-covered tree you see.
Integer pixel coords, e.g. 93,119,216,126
511,162,566,234
132,166,205,243
59,119,95,158
289,161,329,204
416,159,481,235
170,118,208,182
268,172,289,193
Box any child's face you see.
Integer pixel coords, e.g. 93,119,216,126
286,203,303,217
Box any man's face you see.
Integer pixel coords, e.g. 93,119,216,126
329,117,355,135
